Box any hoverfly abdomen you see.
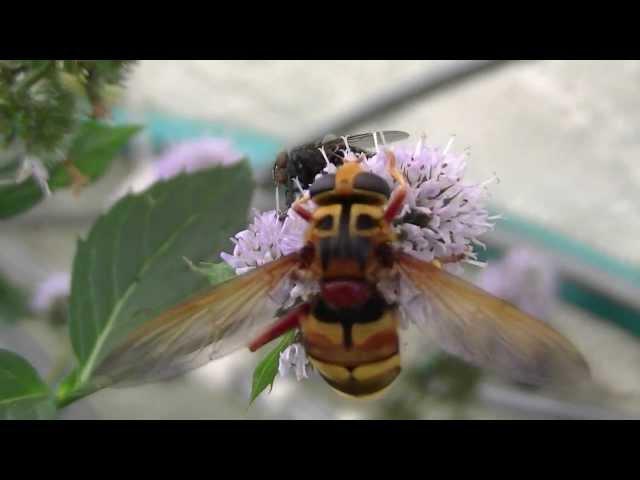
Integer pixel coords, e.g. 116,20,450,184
300,286,401,397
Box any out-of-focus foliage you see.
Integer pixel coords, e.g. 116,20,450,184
376,353,483,419
0,60,139,218
0,274,27,324
57,161,254,407
0,121,141,218
0,61,135,153
0,349,55,419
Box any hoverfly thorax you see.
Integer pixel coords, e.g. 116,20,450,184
305,161,396,282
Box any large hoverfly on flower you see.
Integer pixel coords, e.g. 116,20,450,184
273,131,410,210
94,147,590,397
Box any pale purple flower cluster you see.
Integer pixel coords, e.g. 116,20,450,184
359,138,497,272
110,137,244,205
220,136,497,380
31,271,71,314
475,247,558,320
278,343,313,381
154,138,243,180
220,209,306,275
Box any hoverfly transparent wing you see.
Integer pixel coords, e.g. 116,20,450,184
395,252,591,387
92,253,301,387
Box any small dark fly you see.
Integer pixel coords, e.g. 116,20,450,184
273,131,410,211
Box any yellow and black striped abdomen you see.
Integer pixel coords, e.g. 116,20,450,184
300,292,401,398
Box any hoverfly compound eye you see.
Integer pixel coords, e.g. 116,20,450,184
353,172,391,198
309,174,336,198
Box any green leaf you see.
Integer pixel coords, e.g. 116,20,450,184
49,120,142,187
0,120,142,219
63,161,253,401
249,329,296,406
184,259,236,285
0,349,55,419
0,275,28,325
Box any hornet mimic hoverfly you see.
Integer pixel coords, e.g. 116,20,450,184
95,149,590,397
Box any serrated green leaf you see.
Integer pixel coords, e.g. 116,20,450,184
64,161,253,400
249,330,296,406
0,120,142,219
184,259,236,285
0,349,55,419
0,275,28,325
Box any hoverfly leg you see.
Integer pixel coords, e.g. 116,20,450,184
292,193,313,222
383,150,408,222
248,303,311,352
435,253,466,265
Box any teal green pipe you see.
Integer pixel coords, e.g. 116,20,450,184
111,108,283,170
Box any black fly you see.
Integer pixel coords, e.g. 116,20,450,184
273,131,410,213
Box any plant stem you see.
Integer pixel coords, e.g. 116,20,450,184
54,380,98,410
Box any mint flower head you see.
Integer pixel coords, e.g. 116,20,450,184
221,134,498,380
110,137,244,204
352,136,497,272
220,209,306,275
278,343,313,381
31,271,71,314
154,138,243,180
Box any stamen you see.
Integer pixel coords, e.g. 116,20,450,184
373,130,380,153
318,146,330,164
443,134,456,155
414,133,426,158
341,135,351,154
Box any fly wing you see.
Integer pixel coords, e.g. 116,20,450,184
346,131,410,151
396,252,591,387
93,254,301,387
305,131,411,153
